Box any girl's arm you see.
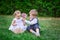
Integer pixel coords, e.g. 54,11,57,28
25,18,37,25
23,20,26,26
12,20,17,26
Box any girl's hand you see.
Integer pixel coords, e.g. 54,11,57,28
12,23,17,26
22,18,25,21
12,20,17,26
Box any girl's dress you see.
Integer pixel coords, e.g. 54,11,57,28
9,18,27,32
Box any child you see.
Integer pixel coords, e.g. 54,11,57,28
25,9,40,36
9,10,27,34
21,13,27,31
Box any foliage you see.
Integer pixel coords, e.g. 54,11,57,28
0,0,60,17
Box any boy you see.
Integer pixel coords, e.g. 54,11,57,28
25,9,40,36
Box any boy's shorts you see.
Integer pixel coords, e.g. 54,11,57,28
27,24,40,31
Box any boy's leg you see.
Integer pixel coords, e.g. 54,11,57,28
29,28,40,37
30,29,36,34
36,28,40,33
34,25,40,36
27,26,36,34
35,28,40,36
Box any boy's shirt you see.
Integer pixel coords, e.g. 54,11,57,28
25,18,38,25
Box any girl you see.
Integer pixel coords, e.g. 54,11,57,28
9,10,27,34
21,13,27,32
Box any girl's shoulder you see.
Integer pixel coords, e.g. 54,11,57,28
11,18,17,23
20,17,23,20
13,18,17,21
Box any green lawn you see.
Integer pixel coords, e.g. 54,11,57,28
0,15,60,40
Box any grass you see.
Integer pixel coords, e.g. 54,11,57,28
0,15,60,40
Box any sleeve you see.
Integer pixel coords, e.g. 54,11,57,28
25,18,37,25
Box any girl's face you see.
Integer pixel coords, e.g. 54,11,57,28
22,13,27,19
15,12,21,19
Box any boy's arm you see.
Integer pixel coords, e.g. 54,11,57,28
25,19,37,25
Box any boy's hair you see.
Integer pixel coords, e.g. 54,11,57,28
21,13,27,18
13,10,21,16
29,9,38,16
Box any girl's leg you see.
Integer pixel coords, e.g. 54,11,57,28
13,28,19,34
13,28,23,34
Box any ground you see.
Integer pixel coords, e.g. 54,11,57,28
0,15,60,40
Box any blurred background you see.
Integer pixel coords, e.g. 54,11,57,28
0,0,60,40
0,0,60,17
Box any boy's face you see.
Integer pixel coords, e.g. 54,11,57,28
29,13,34,19
30,13,32,16
29,12,36,19
29,11,35,18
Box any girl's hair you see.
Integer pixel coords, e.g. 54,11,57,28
13,10,21,16
21,13,27,18
29,9,38,16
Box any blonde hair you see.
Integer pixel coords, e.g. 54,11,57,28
29,9,38,16
13,10,21,16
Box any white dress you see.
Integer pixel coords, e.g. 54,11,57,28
9,18,27,32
